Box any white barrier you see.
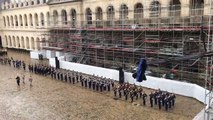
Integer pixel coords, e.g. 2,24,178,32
49,58,209,104
30,50,46,59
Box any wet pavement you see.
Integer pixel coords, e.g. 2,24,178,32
0,50,204,120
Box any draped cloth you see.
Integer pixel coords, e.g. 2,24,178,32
136,58,147,82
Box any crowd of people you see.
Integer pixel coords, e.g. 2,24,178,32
0,56,176,111
113,83,176,111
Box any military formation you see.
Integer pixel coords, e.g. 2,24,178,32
0,56,176,111
0,57,26,70
113,83,176,111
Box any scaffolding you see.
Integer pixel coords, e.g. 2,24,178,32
37,1,212,85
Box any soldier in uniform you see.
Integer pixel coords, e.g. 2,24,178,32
64,73,68,82
96,82,99,91
72,73,75,84
107,83,110,91
154,91,158,105
142,92,147,106
68,74,72,83
119,88,122,98
60,72,64,81
81,78,84,87
92,81,96,90
164,96,169,111
130,90,134,103
158,95,162,109
114,87,117,97
149,92,154,107
171,93,176,106
125,89,128,101
100,83,103,92
84,78,88,88
16,75,20,86
88,79,92,89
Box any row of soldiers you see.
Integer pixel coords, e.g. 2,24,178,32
149,89,176,111
51,69,115,93
114,83,144,102
28,64,52,76
80,75,115,92
27,63,115,95
113,83,176,111
0,57,26,70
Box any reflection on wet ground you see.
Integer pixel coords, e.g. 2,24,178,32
0,49,204,120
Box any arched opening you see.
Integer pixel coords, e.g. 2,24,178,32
40,13,44,26
24,14,28,26
107,5,115,27
34,13,39,26
5,36,8,46
190,0,204,16
15,15,18,26
21,37,25,48
71,9,76,27
3,17,6,27
46,12,50,26
17,37,20,48
7,16,10,26
12,36,16,47
150,1,161,17
85,8,92,25
19,15,23,26
29,14,33,26
43,0,46,3
36,37,40,50
96,7,103,27
10,16,14,26
9,36,12,47
61,10,68,25
119,4,128,20
53,10,58,25
31,37,35,49
31,1,34,5
134,3,143,24
26,37,30,49
169,0,181,17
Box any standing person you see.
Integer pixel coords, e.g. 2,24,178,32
142,92,147,106
29,75,33,87
22,74,25,84
149,92,154,107
16,75,20,86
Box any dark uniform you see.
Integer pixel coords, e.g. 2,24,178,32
149,93,154,107
142,93,147,106
16,76,20,86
